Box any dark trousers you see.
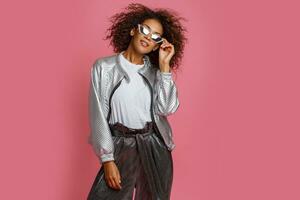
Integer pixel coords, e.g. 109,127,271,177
87,121,173,200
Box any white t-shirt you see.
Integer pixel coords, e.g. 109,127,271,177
108,52,152,129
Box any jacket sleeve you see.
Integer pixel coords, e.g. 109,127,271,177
153,70,180,116
88,59,115,164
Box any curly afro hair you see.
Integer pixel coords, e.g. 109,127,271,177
103,3,188,73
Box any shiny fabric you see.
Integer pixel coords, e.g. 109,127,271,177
87,121,173,200
88,51,180,164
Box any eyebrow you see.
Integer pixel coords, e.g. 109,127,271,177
143,24,162,35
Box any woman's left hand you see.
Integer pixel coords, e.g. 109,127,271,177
158,38,175,72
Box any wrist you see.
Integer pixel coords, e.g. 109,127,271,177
159,65,171,73
103,160,114,166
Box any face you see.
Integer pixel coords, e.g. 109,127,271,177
130,18,164,54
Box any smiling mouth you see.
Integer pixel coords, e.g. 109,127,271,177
140,40,149,47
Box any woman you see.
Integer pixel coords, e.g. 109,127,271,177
87,3,187,200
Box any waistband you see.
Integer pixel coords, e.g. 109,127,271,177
109,121,155,137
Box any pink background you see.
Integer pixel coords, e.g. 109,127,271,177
1,0,299,199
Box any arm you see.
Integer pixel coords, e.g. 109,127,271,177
153,70,180,116
88,59,115,164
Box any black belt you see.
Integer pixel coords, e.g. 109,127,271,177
109,121,155,137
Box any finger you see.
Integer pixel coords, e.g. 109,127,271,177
162,43,172,49
161,46,171,51
114,176,122,189
166,44,174,52
165,44,172,49
162,38,168,43
115,166,122,185
106,175,117,189
161,39,168,46
109,178,118,189
161,44,171,50
112,177,122,190
164,40,171,46
161,40,169,46
117,172,122,184
106,178,114,189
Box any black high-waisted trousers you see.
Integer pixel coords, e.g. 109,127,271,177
87,121,173,200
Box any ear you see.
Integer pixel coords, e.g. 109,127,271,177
130,29,134,36
130,27,137,36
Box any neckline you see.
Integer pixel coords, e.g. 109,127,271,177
120,52,145,67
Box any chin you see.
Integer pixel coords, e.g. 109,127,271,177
132,41,150,54
135,46,151,55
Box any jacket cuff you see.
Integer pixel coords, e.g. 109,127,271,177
100,153,115,164
157,70,172,81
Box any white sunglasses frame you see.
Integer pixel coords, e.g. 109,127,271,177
137,24,163,44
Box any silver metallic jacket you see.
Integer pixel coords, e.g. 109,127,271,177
88,51,180,164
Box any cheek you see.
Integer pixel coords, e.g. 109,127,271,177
148,41,157,48
152,44,160,50
134,36,156,48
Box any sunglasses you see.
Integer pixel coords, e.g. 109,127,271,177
137,24,163,44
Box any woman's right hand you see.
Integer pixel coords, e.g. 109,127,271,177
103,161,122,190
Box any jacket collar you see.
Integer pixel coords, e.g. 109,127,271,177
116,50,152,82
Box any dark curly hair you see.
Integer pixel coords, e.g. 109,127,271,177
103,3,188,73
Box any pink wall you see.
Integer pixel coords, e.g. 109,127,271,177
0,0,299,199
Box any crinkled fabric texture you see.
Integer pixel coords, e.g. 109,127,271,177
87,123,173,200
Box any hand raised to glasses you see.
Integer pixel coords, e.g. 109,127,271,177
158,38,175,73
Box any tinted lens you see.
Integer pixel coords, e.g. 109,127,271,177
151,34,162,43
140,25,150,35
138,24,163,43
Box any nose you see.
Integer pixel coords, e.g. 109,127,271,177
144,35,151,42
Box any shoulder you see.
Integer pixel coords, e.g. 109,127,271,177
92,53,118,71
